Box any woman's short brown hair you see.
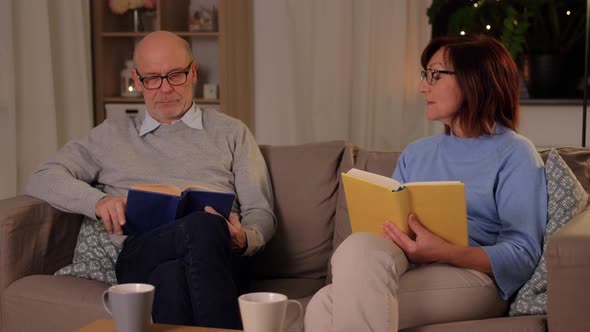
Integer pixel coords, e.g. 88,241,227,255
421,35,520,136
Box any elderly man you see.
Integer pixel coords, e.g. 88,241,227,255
26,31,276,329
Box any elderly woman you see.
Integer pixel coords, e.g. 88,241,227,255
304,35,547,331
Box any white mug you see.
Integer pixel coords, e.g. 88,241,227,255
102,283,154,332
238,292,303,332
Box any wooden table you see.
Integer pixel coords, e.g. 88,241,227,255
77,319,242,332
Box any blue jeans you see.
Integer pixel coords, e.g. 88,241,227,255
115,211,246,329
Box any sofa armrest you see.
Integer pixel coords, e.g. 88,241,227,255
547,206,590,332
0,195,83,293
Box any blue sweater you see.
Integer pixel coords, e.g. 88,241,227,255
393,125,547,300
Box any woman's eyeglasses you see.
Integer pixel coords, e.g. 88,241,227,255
420,69,455,85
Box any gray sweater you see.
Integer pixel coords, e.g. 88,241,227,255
26,109,276,256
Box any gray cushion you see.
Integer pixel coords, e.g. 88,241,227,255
54,216,119,285
539,147,590,202
509,149,588,316
252,141,345,280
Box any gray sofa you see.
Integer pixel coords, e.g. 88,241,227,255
1,141,589,331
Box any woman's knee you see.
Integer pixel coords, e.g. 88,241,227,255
332,233,404,270
304,285,333,332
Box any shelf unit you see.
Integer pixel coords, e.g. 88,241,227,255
90,0,254,130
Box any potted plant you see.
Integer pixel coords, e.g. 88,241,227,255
525,0,586,97
427,0,586,98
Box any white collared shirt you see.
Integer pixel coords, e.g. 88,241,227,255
139,103,204,136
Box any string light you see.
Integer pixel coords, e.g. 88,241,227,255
474,3,479,7
460,31,466,35
566,10,571,16
486,25,491,30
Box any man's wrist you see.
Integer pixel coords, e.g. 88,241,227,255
238,234,249,255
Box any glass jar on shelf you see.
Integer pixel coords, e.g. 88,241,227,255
120,59,142,97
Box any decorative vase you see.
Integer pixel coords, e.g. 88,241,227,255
131,9,142,32
141,10,157,32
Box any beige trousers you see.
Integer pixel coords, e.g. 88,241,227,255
304,233,507,332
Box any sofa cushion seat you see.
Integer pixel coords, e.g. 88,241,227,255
401,315,546,332
2,275,109,331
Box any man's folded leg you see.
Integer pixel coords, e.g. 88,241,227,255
115,211,242,329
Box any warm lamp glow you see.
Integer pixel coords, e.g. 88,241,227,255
566,10,571,15
486,24,491,30
460,31,466,35
120,59,141,97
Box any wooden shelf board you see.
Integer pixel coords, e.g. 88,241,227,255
102,32,149,38
104,97,220,104
105,97,144,103
194,98,221,104
102,32,219,38
173,32,219,38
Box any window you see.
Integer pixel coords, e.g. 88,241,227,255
427,0,586,99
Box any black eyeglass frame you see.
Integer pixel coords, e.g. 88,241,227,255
420,69,455,85
135,61,193,90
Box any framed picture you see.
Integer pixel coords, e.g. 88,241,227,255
189,6,218,32
203,83,218,99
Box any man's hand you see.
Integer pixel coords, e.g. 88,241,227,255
204,206,247,253
95,196,127,235
380,213,452,264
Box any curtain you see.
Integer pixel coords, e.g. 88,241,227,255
0,0,93,199
254,0,441,149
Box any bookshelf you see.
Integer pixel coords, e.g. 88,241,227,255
90,0,254,130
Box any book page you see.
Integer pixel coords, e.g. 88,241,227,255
184,184,220,192
131,184,182,196
406,181,461,186
346,168,402,191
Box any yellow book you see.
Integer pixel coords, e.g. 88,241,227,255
342,168,468,246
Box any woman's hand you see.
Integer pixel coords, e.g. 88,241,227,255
381,213,493,273
381,213,451,264
204,206,247,253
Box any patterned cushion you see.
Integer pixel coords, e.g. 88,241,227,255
54,216,120,285
509,149,588,316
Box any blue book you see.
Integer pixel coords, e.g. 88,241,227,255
123,184,236,236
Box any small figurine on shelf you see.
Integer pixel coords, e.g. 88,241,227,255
203,84,218,100
108,0,157,32
120,59,142,97
189,5,218,32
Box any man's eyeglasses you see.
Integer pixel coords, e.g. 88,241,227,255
420,69,455,85
136,62,193,90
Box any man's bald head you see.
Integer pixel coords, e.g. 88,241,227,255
133,31,193,66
